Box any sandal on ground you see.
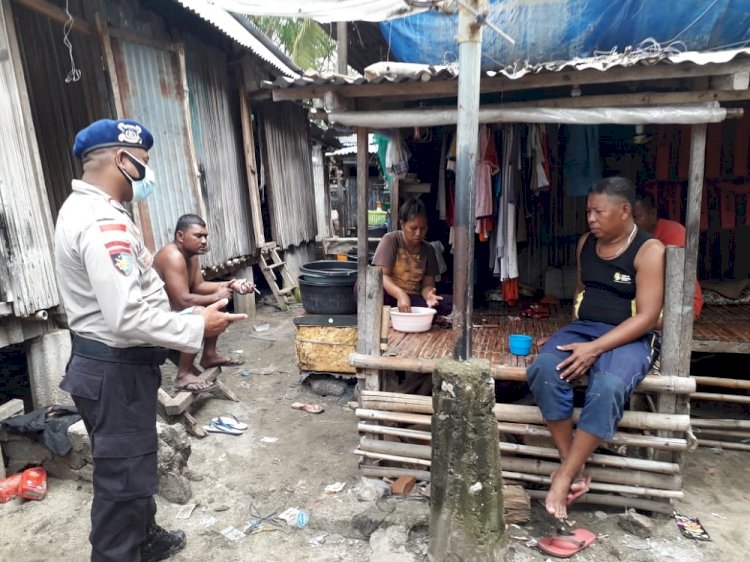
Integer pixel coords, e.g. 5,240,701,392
211,414,248,431
203,419,244,435
291,402,325,414
537,528,596,558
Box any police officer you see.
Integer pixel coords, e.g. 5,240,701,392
55,119,247,561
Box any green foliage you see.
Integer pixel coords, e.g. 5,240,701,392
251,16,335,71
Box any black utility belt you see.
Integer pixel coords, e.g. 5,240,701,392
72,335,168,366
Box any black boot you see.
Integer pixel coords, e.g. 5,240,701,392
140,523,186,562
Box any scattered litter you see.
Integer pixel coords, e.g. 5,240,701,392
357,477,391,501
241,366,277,376
234,349,244,354
291,402,325,414
594,511,608,520
307,534,327,547
260,436,279,443
325,482,346,494
175,504,196,520
710,512,727,520
239,382,250,389
200,515,217,528
709,447,723,455
254,324,271,332
214,504,230,512
220,526,246,542
243,519,262,534
674,512,711,541
278,507,309,528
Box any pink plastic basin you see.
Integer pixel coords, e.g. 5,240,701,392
390,306,437,333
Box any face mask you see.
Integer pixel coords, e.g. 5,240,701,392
119,151,157,202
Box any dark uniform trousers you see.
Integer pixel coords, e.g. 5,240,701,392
61,338,167,562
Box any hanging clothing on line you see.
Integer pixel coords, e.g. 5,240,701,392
563,125,602,196
437,129,449,221
476,125,499,241
528,124,551,194
490,124,519,282
385,130,411,180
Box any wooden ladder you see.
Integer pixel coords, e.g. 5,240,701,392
258,242,299,311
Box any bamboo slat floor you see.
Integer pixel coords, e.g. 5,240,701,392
386,310,569,366
692,305,750,353
387,305,750,363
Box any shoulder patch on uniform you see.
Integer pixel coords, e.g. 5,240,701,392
110,250,134,276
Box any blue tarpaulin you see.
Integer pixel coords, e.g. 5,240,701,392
380,0,750,70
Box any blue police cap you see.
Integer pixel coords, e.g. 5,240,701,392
73,118,154,159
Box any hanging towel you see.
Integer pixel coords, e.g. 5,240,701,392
563,125,601,197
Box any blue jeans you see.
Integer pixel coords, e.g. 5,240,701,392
527,320,655,439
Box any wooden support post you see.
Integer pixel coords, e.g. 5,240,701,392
429,358,506,561
356,127,379,393
336,21,347,75
358,266,383,392
239,89,265,246
232,265,255,317
390,177,399,229
657,246,685,461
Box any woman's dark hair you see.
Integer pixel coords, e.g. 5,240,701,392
399,197,427,224
589,176,636,208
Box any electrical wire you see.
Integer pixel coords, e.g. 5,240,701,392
63,0,81,83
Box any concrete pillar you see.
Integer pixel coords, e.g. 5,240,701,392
429,357,506,562
26,329,73,408
232,265,256,317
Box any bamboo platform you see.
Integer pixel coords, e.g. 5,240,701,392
388,305,750,361
386,311,568,365
692,304,750,353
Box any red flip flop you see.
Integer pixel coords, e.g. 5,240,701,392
537,528,596,558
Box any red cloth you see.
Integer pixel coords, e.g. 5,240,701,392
652,219,703,317
719,187,736,229
502,278,519,306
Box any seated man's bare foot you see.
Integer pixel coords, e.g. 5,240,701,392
199,352,244,369
174,373,217,393
546,470,572,520
567,469,591,505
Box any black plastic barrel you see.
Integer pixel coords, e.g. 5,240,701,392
299,260,357,278
298,274,357,314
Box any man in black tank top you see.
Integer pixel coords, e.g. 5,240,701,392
527,177,665,520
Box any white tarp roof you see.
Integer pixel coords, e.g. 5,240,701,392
204,0,425,23
176,0,299,76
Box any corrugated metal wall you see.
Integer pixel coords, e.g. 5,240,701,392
186,38,255,263
0,3,58,315
11,2,112,221
259,101,318,248
110,39,201,252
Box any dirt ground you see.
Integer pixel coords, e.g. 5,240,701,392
1,303,750,561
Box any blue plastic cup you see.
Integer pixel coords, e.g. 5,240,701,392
509,334,533,356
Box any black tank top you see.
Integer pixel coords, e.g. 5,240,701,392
577,228,652,326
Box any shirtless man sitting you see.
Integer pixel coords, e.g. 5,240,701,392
154,214,254,392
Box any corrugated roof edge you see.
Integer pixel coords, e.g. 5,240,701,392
262,47,750,89
174,0,299,77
